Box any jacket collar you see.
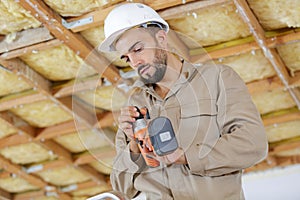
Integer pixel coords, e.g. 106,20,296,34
132,60,197,99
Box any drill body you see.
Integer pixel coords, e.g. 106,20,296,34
132,108,160,167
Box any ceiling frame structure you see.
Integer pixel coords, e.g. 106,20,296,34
0,0,299,199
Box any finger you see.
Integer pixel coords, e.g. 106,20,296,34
118,121,134,138
118,115,136,124
121,106,139,118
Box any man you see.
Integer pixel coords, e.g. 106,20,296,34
99,3,268,200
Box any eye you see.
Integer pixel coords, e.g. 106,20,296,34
134,45,143,53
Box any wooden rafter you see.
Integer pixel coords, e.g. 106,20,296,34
0,155,47,188
52,75,102,98
0,91,48,112
234,0,300,109
66,0,199,33
0,58,100,131
36,120,85,141
13,190,72,200
246,76,283,95
159,0,230,20
0,188,11,200
1,39,62,60
74,147,116,165
263,112,300,127
96,111,118,129
25,159,72,174
190,30,300,63
0,58,51,94
18,0,121,84
0,113,73,162
0,27,53,54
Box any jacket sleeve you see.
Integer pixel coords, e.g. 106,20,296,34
110,129,146,198
185,65,268,177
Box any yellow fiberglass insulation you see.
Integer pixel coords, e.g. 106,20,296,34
0,0,41,35
167,2,250,47
211,49,276,83
10,100,73,128
248,0,300,30
44,0,109,16
20,44,97,81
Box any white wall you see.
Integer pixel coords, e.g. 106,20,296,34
242,164,300,200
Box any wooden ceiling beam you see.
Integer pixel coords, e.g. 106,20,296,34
0,58,51,94
234,0,300,109
0,91,48,112
0,133,31,149
158,0,230,20
59,96,98,128
0,171,11,179
0,58,99,131
35,120,87,141
0,27,53,54
0,155,47,188
95,111,118,129
74,147,116,165
0,188,12,200
246,76,283,95
67,0,199,33
78,165,106,185
60,180,102,194
66,5,117,32
41,140,73,162
267,29,300,47
263,112,300,127
145,0,198,11
18,0,121,84
190,30,300,63
0,111,36,138
13,190,45,200
1,39,62,60
271,140,300,155
25,159,72,174
52,75,101,98
190,40,259,63
13,189,72,200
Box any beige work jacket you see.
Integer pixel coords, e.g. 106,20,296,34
110,62,268,200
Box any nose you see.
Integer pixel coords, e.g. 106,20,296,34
128,53,143,68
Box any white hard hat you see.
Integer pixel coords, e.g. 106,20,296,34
99,3,169,52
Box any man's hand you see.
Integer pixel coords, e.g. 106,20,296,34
118,106,147,153
154,148,187,165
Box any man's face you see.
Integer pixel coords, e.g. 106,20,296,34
115,28,167,84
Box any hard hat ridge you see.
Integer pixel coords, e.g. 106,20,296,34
99,3,169,52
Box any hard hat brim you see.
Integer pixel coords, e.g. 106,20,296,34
98,28,127,52
99,20,169,52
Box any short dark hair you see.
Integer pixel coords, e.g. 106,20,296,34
138,22,166,38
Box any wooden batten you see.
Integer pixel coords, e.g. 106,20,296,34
0,27,53,54
1,39,63,60
36,120,88,141
0,188,11,200
17,0,121,84
0,155,47,188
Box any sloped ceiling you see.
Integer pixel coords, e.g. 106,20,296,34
0,0,300,199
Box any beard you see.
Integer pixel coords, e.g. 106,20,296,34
138,48,167,84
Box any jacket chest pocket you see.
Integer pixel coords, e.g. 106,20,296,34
178,99,220,156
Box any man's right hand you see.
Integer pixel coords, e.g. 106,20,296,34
118,106,147,153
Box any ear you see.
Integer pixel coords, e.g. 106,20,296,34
155,30,168,48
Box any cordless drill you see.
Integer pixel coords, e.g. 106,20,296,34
132,107,178,167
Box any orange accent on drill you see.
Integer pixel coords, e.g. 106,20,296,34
133,107,160,168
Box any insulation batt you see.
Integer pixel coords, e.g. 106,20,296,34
167,3,250,46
